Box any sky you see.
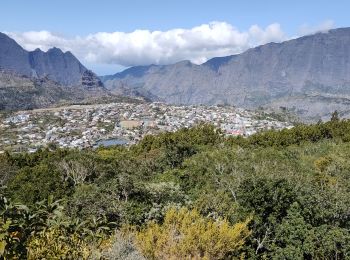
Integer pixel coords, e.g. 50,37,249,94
1,0,349,75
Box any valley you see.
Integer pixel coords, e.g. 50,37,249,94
0,102,293,153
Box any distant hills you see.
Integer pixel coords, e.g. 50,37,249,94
102,28,350,121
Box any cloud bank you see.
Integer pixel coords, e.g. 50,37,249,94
6,22,287,67
5,20,334,72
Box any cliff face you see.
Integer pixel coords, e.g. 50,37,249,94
0,69,109,110
103,28,350,120
0,32,87,86
0,32,32,76
28,47,87,85
0,69,73,110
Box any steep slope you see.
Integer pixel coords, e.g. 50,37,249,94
0,69,109,110
0,69,74,110
28,47,87,85
0,32,87,85
0,32,32,76
103,28,350,120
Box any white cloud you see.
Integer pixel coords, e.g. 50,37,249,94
6,21,287,69
7,31,70,52
249,23,285,45
298,20,335,35
6,20,337,72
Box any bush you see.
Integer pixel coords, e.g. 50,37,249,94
27,227,91,259
135,207,251,259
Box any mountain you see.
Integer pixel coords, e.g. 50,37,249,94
0,32,114,110
0,68,110,110
103,27,350,121
0,32,86,85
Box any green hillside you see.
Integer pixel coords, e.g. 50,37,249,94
1,116,350,259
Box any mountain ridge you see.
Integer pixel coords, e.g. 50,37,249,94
102,27,350,121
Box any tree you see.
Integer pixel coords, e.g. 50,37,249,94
59,160,90,186
0,155,17,187
331,110,340,122
7,164,70,206
272,203,313,259
237,177,297,255
273,204,350,259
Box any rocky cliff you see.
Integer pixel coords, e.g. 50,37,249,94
0,68,110,110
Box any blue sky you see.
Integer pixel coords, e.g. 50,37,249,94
1,0,349,74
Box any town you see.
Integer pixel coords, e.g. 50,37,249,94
0,102,293,153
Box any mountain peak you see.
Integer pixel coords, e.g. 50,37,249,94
47,47,64,54
174,60,193,66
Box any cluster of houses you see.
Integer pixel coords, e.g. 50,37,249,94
0,102,293,153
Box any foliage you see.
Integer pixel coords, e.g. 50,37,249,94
272,203,350,259
2,121,350,258
0,195,116,259
0,195,30,259
135,207,251,259
27,227,91,259
6,163,70,206
0,195,67,259
227,118,350,147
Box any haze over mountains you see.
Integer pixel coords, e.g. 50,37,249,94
103,28,350,121
2,28,350,120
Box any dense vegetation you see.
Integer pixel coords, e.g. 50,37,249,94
1,115,350,259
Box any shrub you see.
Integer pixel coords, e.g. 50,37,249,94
135,207,251,259
27,227,91,259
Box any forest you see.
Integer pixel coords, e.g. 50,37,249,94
1,113,350,259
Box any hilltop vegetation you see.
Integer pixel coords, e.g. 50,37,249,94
1,117,350,259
